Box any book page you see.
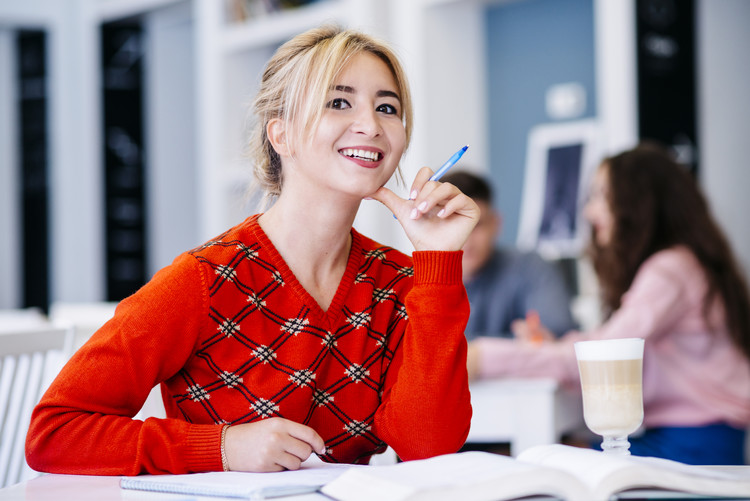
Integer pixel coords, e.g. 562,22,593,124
519,444,638,491
518,444,750,500
321,451,589,501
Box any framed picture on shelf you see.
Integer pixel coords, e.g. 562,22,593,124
517,119,603,260
226,0,326,22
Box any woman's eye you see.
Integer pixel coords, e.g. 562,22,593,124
377,103,399,115
326,98,350,110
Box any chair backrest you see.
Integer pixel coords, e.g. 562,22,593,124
0,309,49,333
49,301,117,351
0,326,72,488
48,301,166,421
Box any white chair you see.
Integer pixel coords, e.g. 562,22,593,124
0,326,72,488
48,301,165,420
48,301,118,351
0,309,49,333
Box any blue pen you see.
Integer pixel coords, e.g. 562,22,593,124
430,144,469,181
390,144,469,219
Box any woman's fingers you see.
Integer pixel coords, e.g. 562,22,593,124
286,419,327,456
410,183,477,223
369,165,480,251
408,166,436,200
224,418,326,472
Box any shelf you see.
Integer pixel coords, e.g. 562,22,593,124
95,0,183,22
222,0,346,53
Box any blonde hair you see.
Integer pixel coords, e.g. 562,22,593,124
249,25,413,201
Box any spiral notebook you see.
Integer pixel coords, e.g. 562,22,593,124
120,464,352,499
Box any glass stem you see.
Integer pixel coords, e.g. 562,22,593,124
602,435,631,455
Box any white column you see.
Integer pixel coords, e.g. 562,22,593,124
192,0,224,241
593,0,638,155
697,0,750,274
144,1,199,274
49,0,104,302
0,28,20,308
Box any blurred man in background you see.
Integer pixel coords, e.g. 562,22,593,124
442,171,576,342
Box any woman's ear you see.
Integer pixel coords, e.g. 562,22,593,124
267,118,292,157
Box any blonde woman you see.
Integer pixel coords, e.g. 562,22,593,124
27,26,478,475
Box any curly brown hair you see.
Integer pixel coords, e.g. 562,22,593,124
588,142,750,359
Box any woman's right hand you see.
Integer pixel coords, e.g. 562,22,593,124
370,167,480,252
224,418,326,472
511,311,555,345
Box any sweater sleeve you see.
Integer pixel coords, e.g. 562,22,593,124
25,253,224,475
373,251,472,460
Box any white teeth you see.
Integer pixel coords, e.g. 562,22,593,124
341,148,379,161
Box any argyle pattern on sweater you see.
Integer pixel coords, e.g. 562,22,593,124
164,218,415,464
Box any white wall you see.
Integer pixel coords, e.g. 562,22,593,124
697,0,750,275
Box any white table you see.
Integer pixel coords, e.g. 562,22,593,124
4,466,748,501
467,378,585,456
0,473,326,501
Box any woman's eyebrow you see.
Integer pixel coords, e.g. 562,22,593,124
333,85,355,93
331,85,401,101
377,90,400,101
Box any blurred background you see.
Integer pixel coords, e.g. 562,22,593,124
0,0,748,315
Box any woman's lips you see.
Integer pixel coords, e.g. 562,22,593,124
339,147,384,168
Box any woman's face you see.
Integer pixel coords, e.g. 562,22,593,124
286,51,406,199
584,164,615,247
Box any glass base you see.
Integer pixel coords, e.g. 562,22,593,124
601,435,631,455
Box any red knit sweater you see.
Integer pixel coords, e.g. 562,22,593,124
26,215,472,475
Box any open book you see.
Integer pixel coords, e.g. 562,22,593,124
320,444,750,501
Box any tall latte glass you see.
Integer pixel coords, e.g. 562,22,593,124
574,338,644,455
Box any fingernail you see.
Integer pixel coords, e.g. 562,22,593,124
363,196,373,201
410,208,419,220
418,201,427,211
438,209,446,217
410,190,418,200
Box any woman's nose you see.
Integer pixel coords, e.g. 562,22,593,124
582,199,597,223
351,108,382,136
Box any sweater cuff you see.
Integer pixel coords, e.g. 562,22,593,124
185,424,225,472
412,251,463,285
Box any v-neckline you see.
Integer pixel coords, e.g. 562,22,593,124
249,215,362,326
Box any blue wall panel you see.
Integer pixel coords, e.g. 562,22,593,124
486,0,596,244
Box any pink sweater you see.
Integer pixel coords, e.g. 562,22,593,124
475,246,750,429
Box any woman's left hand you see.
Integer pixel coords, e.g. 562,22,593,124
370,166,480,251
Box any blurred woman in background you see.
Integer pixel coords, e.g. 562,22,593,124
468,142,750,464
